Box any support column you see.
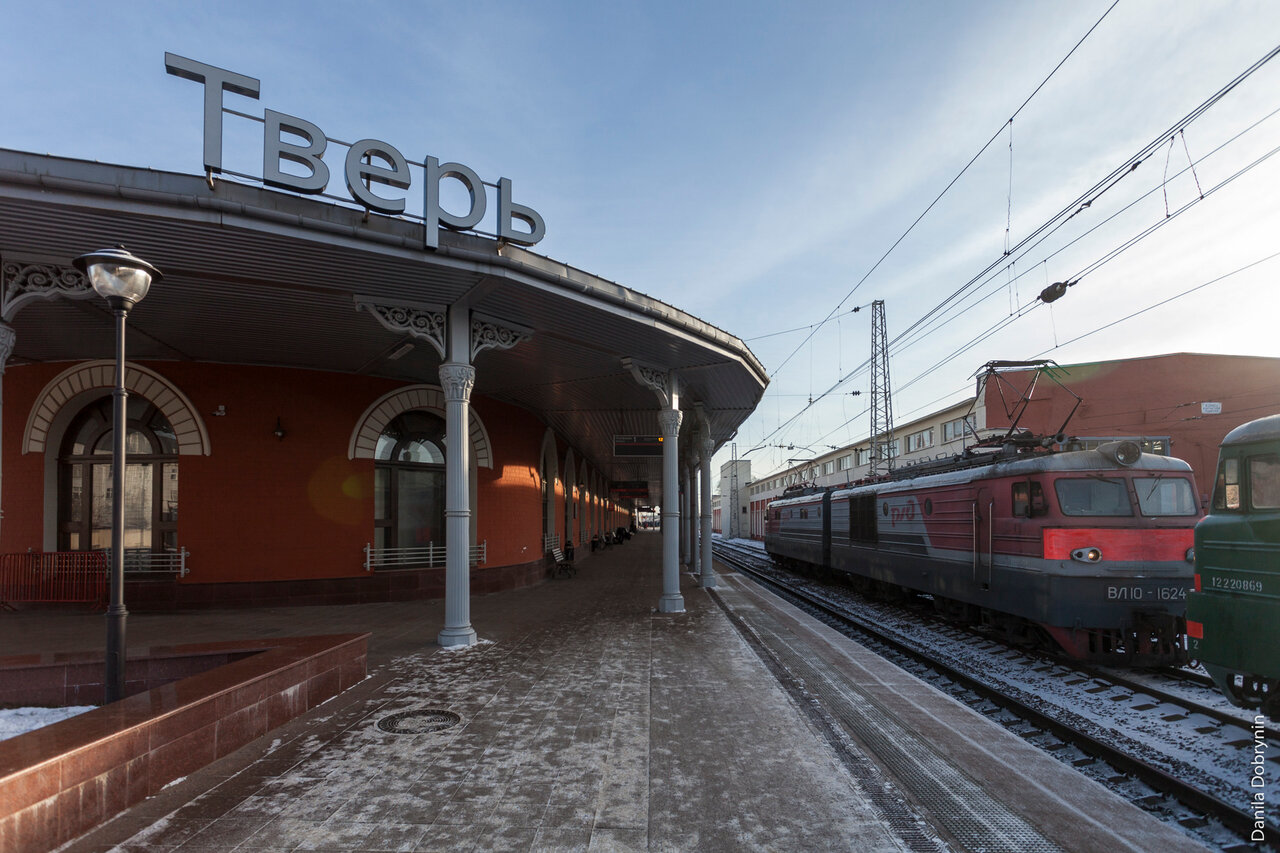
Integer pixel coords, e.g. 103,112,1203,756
658,407,685,613
699,429,715,589
438,305,477,647
689,458,701,577
0,323,12,543
681,466,692,567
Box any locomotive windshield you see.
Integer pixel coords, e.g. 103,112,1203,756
1133,476,1198,516
1054,477,1133,516
1252,454,1280,509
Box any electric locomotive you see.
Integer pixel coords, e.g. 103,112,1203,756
765,437,1200,665
1187,413,1280,717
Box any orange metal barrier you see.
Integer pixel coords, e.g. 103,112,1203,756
0,551,108,609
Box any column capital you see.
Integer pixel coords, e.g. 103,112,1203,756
658,407,683,436
439,362,476,403
0,322,14,371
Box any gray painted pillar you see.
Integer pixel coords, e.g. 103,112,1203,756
658,407,685,613
680,466,692,566
689,458,701,577
699,431,715,588
0,323,13,542
438,307,477,647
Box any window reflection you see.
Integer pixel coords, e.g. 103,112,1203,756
59,397,178,555
374,411,447,557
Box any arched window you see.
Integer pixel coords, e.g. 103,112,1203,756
374,411,447,552
59,397,178,554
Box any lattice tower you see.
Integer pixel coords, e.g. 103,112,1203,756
869,300,895,477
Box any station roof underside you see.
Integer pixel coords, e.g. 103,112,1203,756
0,150,769,505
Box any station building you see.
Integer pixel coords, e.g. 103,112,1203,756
0,148,767,644
746,353,1280,537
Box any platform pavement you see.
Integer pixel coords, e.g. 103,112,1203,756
5,535,906,852
3,534,1207,852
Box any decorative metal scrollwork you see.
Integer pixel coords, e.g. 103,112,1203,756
471,318,531,360
622,356,678,410
1,261,94,322
354,297,447,358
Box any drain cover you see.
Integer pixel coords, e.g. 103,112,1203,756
377,709,461,734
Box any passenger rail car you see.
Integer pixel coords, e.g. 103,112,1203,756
1187,414,1280,716
765,441,1199,665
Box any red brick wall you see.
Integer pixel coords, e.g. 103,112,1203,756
1,365,48,554
471,396,546,567
982,353,1280,503
1,361,592,590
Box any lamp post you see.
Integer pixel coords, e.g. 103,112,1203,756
73,246,163,704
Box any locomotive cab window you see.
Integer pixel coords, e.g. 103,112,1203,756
1250,454,1280,509
1134,476,1198,516
1213,458,1241,511
1011,481,1046,518
1054,477,1133,516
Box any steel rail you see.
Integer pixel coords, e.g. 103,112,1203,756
1078,664,1280,742
711,542,1268,845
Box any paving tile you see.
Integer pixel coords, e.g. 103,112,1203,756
360,820,431,853
19,538,926,853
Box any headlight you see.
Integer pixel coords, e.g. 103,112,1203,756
1185,547,1195,563
1071,547,1103,563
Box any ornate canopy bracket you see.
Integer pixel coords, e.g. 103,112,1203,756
354,296,447,359
471,315,532,361
622,357,679,410
693,402,715,456
1,260,95,323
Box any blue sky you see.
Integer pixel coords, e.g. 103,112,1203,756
4,1,1279,480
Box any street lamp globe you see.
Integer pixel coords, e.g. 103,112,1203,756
72,246,163,309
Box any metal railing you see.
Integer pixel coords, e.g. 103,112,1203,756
364,540,487,571
108,547,189,578
0,551,108,608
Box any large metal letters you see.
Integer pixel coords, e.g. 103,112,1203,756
164,53,544,249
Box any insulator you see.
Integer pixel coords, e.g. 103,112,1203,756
1039,281,1071,303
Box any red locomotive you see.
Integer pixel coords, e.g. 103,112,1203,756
765,366,1199,665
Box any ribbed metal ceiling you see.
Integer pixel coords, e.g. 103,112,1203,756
0,151,768,506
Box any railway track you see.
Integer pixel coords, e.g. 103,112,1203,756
711,540,1277,849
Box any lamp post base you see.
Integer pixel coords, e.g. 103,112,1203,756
104,604,128,703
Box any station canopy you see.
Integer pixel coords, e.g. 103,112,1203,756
0,150,768,506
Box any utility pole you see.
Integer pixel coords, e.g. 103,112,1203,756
869,300,895,477
729,442,740,538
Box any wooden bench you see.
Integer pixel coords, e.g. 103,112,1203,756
549,547,576,578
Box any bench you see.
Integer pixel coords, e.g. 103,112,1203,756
549,547,576,579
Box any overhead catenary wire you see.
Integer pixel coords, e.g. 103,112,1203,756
888,99,1280,357
746,42,1280,475
761,46,1280,448
767,1,1121,378
760,117,1280,469
889,41,1280,356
